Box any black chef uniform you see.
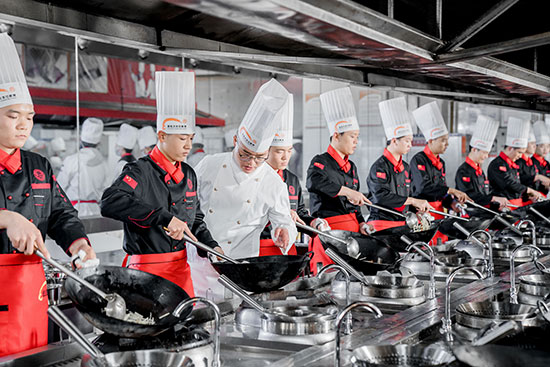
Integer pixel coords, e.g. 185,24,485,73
455,157,493,207
487,151,527,205
533,153,550,195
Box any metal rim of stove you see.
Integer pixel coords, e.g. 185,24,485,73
260,305,338,336
455,301,541,329
350,344,455,367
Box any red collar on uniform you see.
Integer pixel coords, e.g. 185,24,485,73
465,156,483,176
277,169,284,181
327,145,351,173
499,151,519,169
149,146,184,184
0,148,21,174
521,154,533,166
383,148,404,173
195,148,205,153
533,153,548,167
423,145,443,170
121,152,132,157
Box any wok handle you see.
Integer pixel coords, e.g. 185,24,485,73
217,274,267,314
466,200,499,216
35,250,109,301
431,209,469,221
324,248,368,286
48,305,105,359
466,200,523,235
295,223,348,246
182,234,240,264
529,207,550,226
364,202,407,219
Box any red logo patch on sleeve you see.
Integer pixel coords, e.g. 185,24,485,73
417,165,426,171
288,185,295,195
187,178,193,190
499,166,507,172
33,169,45,181
123,175,138,189
462,176,471,182
314,162,324,170
376,172,387,179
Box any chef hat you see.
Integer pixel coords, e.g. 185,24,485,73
271,93,294,146
193,126,204,145
138,126,157,150
412,101,448,141
470,115,499,151
50,137,66,153
528,123,536,143
320,87,359,136
156,71,195,135
81,118,104,145
505,116,530,148
533,120,550,145
379,97,414,140
0,33,32,109
237,78,289,153
116,123,138,150
23,135,38,150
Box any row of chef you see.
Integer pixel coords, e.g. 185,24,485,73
1,30,550,357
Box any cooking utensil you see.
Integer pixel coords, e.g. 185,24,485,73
371,221,440,252
64,265,190,338
296,222,360,258
35,250,126,321
438,217,492,240
211,252,312,293
325,247,369,286
529,207,550,227
180,232,242,264
466,200,523,235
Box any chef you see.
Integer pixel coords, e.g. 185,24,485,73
101,71,221,297
137,125,157,157
488,117,545,206
195,78,297,259
113,123,138,179
0,33,95,357
532,120,550,195
260,94,329,255
367,97,432,231
306,87,371,272
186,126,206,167
517,123,550,195
57,117,110,217
455,115,509,210
49,136,66,175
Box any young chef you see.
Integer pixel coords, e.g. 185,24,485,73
306,87,371,272
113,123,138,179
57,117,110,217
101,71,221,297
517,123,550,195
532,120,550,195
367,97,432,231
0,33,95,357
260,94,329,255
195,79,297,259
455,115,509,210
488,117,545,206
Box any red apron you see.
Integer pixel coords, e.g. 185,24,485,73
428,201,448,245
123,249,195,298
509,198,528,210
259,239,297,256
308,213,360,274
0,254,48,357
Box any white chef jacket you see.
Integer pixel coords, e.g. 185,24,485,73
57,148,110,217
186,150,206,168
195,151,297,259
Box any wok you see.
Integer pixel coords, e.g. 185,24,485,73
211,252,312,293
371,221,440,251
64,265,190,338
438,216,492,240
318,230,399,275
508,200,550,218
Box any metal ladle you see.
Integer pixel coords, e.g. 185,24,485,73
295,222,360,259
465,200,523,236
35,250,127,321
181,233,244,264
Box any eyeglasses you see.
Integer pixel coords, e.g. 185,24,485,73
237,145,268,164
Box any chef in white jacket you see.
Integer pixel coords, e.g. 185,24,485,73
57,118,109,217
137,125,157,157
113,123,138,179
195,78,297,259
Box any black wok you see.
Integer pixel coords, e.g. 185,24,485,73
371,221,440,251
318,230,400,274
438,216,492,239
211,252,312,293
64,265,190,338
508,200,550,218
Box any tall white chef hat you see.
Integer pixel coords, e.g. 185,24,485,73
379,97,414,140
412,101,449,141
156,71,195,135
237,78,289,153
533,120,550,145
320,87,359,136
138,126,157,150
528,122,536,143
193,126,204,145
470,115,499,151
116,123,138,150
50,137,66,153
0,33,32,109
271,93,294,146
505,116,530,148
81,118,104,145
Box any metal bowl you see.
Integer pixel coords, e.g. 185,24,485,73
455,300,539,329
350,344,455,366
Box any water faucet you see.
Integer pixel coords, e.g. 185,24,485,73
335,302,383,367
467,230,494,279
517,220,536,246
441,266,484,342
173,297,221,367
318,264,351,334
405,242,436,299
509,244,543,304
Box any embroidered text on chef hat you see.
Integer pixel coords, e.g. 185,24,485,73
470,115,499,152
0,33,33,109
156,71,195,135
379,97,414,140
320,87,359,136
412,101,448,140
